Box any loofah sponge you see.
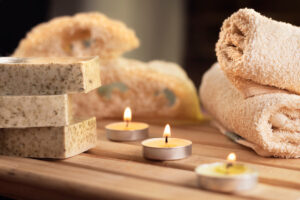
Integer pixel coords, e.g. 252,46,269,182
70,58,203,121
12,12,202,122
13,12,139,61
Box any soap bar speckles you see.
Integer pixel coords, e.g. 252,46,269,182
0,56,101,95
0,117,97,159
0,95,71,128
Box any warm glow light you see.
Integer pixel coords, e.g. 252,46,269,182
123,107,132,122
163,124,171,138
227,153,236,162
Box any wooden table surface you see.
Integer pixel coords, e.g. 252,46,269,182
0,120,299,200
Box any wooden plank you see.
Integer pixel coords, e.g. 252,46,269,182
0,121,298,199
97,124,300,171
238,184,300,200
61,154,300,200
89,141,300,190
98,121,246,150
0,156,243,200
0,179,68,200
191,144,300,171
171,155,300,190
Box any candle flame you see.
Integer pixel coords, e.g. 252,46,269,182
123,107,132,122
227,153,236,162
163,124,171,138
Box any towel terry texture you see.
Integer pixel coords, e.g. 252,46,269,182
216,8,300,98
200,63,300,158
201,8,300,158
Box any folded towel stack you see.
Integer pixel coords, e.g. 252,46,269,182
200,8,300,158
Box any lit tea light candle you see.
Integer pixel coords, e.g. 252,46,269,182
142,124,192,160
106,107,149,141
195,153,258,193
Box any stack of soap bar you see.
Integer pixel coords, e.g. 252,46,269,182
0,118,97,158
0,57,101,159
0,57,100,95
0,95,71,127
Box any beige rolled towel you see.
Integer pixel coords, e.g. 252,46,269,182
216,8,300,97
200,63,300,158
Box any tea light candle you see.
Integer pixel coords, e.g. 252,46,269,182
142,124,192,160
195,153,258,193
106,107,149,141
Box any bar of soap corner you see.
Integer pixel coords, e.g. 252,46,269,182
0,117,97,159
0,56,101,95
0,94,71,128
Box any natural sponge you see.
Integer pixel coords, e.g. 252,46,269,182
71,58,203,121
13,12,139,60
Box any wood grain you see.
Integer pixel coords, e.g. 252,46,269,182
0,156,243,200
0,121,299,200
61,154,300,200
97,122,300,171
89,140,300,190
98,121,247,150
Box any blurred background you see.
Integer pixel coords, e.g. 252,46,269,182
0,0,299,86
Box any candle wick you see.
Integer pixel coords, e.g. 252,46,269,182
226,162,233,169
125,120,129,128
225,162,233,174
165,136,168,144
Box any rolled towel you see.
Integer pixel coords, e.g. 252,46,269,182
199,63,300,158
216,8,300,97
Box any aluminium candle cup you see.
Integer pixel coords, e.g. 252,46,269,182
195,162,258,193
106,122,149,141
142,138,192,161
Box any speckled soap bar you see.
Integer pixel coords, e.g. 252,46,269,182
0,95,71,128
0,117,97,159
0,56,101,95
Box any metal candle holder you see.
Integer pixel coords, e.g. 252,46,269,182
142,138,192,160
106,122,149,142
195,162,258,193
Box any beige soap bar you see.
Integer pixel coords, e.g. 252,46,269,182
0,94,71,128
0,56,101,95
0,117,97,159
